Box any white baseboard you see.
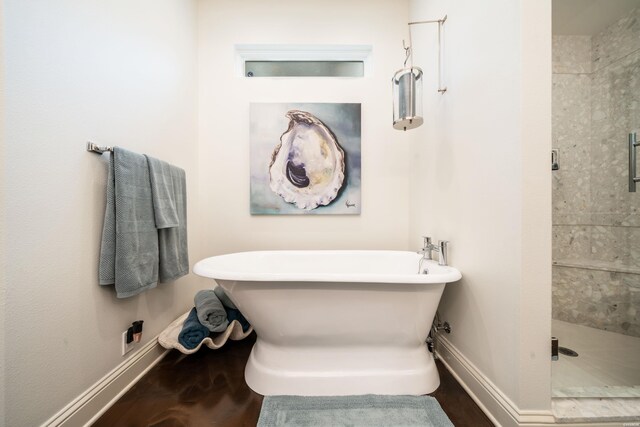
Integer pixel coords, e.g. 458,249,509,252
41,332,626,427
435,336,623,427
42,337,168,427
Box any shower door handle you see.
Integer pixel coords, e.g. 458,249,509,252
630,132,640,192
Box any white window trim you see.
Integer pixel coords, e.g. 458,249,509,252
234,44,373,78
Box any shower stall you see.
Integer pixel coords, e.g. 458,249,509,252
551,0,640,400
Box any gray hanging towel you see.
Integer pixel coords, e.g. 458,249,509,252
145,155,189,282
146,156,180,228
99,148,159,298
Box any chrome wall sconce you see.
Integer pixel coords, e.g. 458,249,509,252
392,15,447,131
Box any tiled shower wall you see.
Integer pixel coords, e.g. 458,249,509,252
552,8,640,337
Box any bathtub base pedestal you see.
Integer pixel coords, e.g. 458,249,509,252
244,340,440,396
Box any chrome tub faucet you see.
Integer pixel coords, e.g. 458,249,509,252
418,236,449,267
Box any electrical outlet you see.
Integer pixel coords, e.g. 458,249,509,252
122,330,135,356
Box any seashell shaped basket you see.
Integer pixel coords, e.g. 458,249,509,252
159,310,253,355
269,110,346,210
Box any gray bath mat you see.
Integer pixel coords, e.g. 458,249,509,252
256,394,453,427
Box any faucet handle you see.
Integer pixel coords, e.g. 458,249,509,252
419,236,433,260
438,240,449,266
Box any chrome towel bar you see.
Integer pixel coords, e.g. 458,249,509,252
630,132,639,192
87,142,113,154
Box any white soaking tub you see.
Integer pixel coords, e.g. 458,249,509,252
193,250,462,396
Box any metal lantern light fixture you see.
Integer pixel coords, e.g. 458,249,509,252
392,15,447,131
392,52,424,131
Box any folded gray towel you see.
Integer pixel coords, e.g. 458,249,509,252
99,148,159,298
194,290,229,333
214,286,237,309
145,155,189,283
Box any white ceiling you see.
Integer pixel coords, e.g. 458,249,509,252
553,0,640,35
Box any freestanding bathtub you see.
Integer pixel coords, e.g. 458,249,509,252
193,250,461,396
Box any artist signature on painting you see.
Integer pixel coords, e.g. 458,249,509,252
345,200,356,208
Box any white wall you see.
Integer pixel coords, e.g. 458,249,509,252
2,1,201,425
408,0,552,418
519,0,553,412
0,1,6,424
197,0,412,255
2,0,553,424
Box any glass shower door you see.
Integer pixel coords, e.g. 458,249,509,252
551,4,640,396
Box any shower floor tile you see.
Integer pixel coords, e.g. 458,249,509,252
552,319,640,390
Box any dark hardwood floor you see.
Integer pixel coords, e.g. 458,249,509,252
94,334,493,426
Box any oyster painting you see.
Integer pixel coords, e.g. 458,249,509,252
250,103,361,215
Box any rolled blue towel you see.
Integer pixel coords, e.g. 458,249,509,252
178,308,209,350
226,307,251,332
214,286,237,309
194,290,229,333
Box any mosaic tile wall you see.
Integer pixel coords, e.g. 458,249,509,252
552,8,640,337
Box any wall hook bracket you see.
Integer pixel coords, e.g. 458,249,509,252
402,40,411,67
87,141,113,154
407,15,448,94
